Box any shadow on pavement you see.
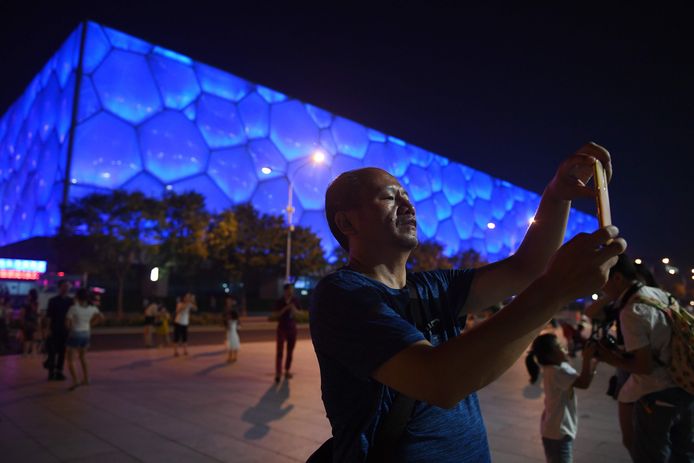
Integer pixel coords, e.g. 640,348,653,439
241,380,294,440
195,362,231,376
110,356,172,371
191,349,225,359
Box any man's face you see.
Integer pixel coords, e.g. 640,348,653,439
350,169,418,251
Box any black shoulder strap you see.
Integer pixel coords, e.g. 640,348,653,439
368,279,430,462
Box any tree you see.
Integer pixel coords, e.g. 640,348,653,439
407,240,453,272
287,225,329,277
449,248,486,269
62,190,160,318
155,192,210,282
213,203,327,293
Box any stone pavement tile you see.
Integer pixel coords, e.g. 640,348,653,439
0,412,28,443
1,437,60,462
66,451,143,463
575,446,631,463
1,340,630,462
487,432,546,461
575,439,630,461
491,449,545,463
177,432,298,463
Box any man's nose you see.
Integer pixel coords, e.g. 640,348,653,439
398,193,415,213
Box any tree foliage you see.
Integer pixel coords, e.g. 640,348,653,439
62,190,159,317
407,240,487,272
155,192,210,278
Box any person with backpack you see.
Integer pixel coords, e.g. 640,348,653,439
595,254,694,462
310,142,626,462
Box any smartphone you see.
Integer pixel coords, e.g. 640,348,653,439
593,160,611,228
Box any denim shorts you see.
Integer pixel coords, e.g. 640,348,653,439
66,331,90,348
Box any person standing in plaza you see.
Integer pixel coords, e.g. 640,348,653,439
65,288,103,390
20,289,40,355
44,280,72,380
273,284,301,383
596,254,694,462
156,304,171,347
173,292,197,357
224,295,240,363
143,299,158,348
0,295,11,353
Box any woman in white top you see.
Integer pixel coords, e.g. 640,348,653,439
173,292,197,357
525,333,598,463
65,288,103,390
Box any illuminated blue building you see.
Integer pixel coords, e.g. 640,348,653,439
0,21,596,262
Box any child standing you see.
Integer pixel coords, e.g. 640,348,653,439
156,305,170,347
224,296,240,363
525,333,598,463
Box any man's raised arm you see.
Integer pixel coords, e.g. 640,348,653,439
463,142,612,313
373,226,625,409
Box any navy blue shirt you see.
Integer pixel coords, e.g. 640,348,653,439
310,268,490,462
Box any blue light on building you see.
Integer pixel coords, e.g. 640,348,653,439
0,21,597,261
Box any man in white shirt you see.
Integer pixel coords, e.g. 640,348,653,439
597,254,694,462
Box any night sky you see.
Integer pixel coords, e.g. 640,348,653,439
2,3,692,272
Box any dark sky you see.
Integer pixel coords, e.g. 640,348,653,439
2,2,693,271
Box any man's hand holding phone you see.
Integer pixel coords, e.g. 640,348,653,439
593,159,612,229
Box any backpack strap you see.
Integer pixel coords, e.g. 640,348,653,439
368,279,430,462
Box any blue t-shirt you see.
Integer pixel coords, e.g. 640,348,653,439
310,268,490,463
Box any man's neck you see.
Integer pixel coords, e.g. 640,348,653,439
348,252,409,289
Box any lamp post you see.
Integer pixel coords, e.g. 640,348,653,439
263,150,326,283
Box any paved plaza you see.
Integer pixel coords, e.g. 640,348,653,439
1,339,630,462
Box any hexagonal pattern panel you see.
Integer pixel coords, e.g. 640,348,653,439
150,53,200,110
0,21,598,264
208,146,258,204
196,94,246,148
72,112,141,188
139,110,209,184
270,101,320,161
93,50,162,124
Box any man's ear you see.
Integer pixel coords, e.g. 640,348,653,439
334,211,357,237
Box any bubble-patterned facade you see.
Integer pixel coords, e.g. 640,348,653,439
0,21,597,262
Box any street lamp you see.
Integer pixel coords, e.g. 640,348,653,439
262,150,327,283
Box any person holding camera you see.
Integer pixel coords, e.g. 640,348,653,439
310,142,625,462
595,254,694,462
173,292,197,357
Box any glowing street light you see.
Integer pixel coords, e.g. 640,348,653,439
487,222,496,230
668,268,676,275
150,267,159,282
634,258,642,265
662,257,670,264
591,294,599,301
262,150,327,283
